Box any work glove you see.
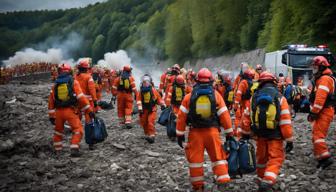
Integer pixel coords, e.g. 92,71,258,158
307,112,318,122
93,100,98,108
233,103,239,112
242,134,250,140
161,105,166,111
49,118,55,125
89,111,95,120
177,135,185,149
111,96,116,101
285,142,294,153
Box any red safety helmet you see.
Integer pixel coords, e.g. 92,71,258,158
311,56,330,67
123,65,132,72
78,59,90,69
243,69,255,79
58,63,72,73
197,68,213,83
259,71,277,83
175,75,185,85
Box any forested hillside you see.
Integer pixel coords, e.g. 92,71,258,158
0,0,335,63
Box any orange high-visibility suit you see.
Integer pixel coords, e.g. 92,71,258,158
112,75,137,125
102,71,110,93
75,73,97,123
159,72,167,95
48,78,93,150
136,88,164,137
233,78,251,138
166,85,186,114
241,95,293,186
164,74,177,104
92,72,103,112
310,69,335,160
176,90,233,190
233,74,242,133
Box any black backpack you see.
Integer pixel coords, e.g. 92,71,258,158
54,75,77,108
251,84,282,139
171,83,185,105
118,71,131,92
187,84,219,128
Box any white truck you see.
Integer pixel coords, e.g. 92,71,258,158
264,44,335,85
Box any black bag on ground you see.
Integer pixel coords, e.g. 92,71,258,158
167,111,176,138
224,137,240,176
98,100,113,110
85,117,108,144
158,107,171,126
238,139,256,174
132,101,138,115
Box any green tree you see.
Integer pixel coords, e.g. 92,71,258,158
92,34,105,62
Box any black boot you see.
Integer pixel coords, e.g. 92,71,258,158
70,148,81,157
317,157,333,169
125,124,132,129
145,137,155,144
89,144,95,150
258,181,273,192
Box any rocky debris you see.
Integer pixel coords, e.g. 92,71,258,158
0,80,336,191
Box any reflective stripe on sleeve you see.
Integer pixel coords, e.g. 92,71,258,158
236,90,242,95
318,85,330,92
279,119,291,125
180,105,189,114
81,104,90,111
217,106,228,116
313,104,323,109
76,93,84,99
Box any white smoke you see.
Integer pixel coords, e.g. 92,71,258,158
97,50,162,87
3,48,63,67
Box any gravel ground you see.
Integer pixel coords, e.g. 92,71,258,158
0,80,335,191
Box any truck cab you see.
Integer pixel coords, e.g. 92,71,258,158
264,44,335,85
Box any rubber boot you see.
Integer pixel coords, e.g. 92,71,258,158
89,144,95,150
258,181,273,192
317,157,333,169
70,148,81,157
125,123,132,129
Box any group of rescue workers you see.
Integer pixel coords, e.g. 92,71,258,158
47,56,334,192
0,62,57,84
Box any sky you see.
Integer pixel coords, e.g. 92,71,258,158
0,0,107,12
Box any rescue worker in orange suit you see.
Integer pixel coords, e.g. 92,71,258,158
75,59,98,123
233,69,255,138
159,68,170,96
112,65,137,128
233,62,249,136
164,64,180,105
186,70,196,94
166,75,187,115
136,74,165,143
48,64,94,157
254,64,263,81
92,67,103,112
215,70,234,110
102,69,111,93
176,68,234,191
240,71,293,192
307,56,334,169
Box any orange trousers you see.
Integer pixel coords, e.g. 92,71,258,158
234,108,241,136
185,128,230,190
95,91,102,112
117,92,133,125
139,109,157,137
79,100,94,123
256,138,284,185
312,107,334,160
53,108,83,150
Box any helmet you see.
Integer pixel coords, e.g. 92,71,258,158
175,75,185,85
241,62,249,73
243,69,255,79
311,56,330,67
256,64,263,70
58,63,72,73
197,68,213,83
172,64,180,73
123,65,132,72
187,71,196,80
78,59,90,69
141,74,152,87
259,71,277,83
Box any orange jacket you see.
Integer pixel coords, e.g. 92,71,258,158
112,75,137,96
48,79,93,118
241,96,293,142
215,82,226,99
136,88,164,111
310,69,335,114
234,79,250,106
75,73,97,102
185,85,193,94
176,90,233,136
164,74,177,92
233,74,241,92
159,72,167,93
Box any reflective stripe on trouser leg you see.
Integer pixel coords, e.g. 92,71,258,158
312,109,333,160
125,115,132,124
65,108,84,147
263,139,284,184
54,111,65,151
119,117,125,125
147,111,157,136
256,138,268,178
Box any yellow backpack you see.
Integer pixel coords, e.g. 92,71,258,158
57,83,70,101
195,95,212,118
143,92,151,103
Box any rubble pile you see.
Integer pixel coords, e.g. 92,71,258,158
0,81,335,191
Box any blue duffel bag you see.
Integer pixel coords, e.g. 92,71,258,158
223,137,240,177
238,138,256,174
85,117,108,144
158,107,171,126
